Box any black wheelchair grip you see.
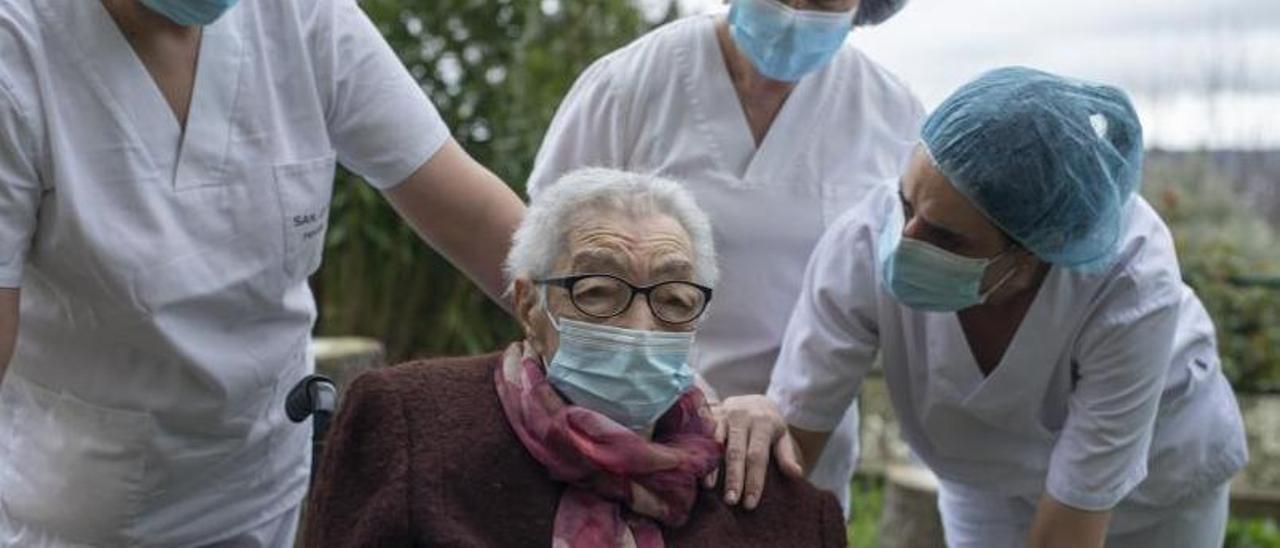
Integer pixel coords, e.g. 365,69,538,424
286,374,336,423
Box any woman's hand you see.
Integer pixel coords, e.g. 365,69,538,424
704,395,805,510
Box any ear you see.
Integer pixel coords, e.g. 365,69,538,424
513,278,538,335
1017,248,1046,274
516,278,558,360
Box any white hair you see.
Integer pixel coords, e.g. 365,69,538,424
506,168,718,290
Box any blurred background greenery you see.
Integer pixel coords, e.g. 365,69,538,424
1144,152,1280,394
315,0,665,360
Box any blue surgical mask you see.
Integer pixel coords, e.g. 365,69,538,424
728,0,854,82
878,205,1019,312
543,313,696,432
140,0,240,26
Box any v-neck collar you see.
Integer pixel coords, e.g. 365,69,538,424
43,1,245,190
933,266,1062,406
693,14,833,186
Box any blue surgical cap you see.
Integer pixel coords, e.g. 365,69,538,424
854,0,908,26
921,66,1144,269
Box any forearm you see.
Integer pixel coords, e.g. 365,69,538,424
1027,493,1110,548
383,139,525,311
789,426,831,474
0,288,18,385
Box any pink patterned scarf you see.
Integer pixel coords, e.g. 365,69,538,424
494,342,722,548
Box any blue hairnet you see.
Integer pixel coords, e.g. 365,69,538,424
921,66,1144,269
854,0,908,26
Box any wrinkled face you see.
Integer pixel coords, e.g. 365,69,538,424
897,147,1044,303
514,212,700,360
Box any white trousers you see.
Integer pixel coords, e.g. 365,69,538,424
937,480,1229,548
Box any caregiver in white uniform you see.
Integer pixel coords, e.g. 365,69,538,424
526,0,922,513
729,67,1248,546
0,0,523,545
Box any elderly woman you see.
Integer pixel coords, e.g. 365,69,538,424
304,168,845,547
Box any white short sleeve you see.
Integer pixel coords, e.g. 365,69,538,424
525,53,634,199
0,82,42,288
1045,267,1181,511
314,0,449,189
767,199,885,432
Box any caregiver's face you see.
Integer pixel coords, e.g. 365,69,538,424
898,149,1008,258
897,147,1041,304
516,213,699,360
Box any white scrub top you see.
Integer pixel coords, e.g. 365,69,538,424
0,0,447,545
769,183,1247,518
526,12,923,510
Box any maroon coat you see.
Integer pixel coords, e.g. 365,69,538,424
304,352,847,548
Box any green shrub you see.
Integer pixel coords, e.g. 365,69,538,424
1144,154,1280,394
314,1,661,360
1224,516,1280,548
847,476,884,548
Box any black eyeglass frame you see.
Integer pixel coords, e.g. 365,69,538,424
534,273,714,325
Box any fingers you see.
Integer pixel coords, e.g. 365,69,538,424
704,405,727,489
722,422,748,505
715,395,789,508
741,424,773,510
775,433,805,479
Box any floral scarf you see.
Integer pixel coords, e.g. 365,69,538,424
493,342,722,548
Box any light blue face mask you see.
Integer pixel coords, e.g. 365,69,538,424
140,0,240,26
728,0,855,82
542,312,696,432
878,204,1020,312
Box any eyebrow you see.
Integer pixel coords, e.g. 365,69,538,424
898,187,971,249
651,258,695,281
570,250,627,275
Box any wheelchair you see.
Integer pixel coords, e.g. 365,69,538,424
284,374,338,485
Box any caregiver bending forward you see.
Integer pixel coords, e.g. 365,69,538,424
721,67,1247,547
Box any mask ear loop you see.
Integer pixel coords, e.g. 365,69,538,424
540,285,561,331
978,247,1025,303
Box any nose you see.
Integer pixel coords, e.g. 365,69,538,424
615,294,660,332
902,216,926,241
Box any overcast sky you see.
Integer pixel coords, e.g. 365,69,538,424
635,0,1280,150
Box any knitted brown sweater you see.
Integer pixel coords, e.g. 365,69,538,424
304,351,847,548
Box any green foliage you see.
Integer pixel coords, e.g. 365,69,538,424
846,476,884,548
1143,154,1280,394
1224,517,1280,548
315,0,662,360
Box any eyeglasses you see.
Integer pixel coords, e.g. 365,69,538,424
535,274,713,325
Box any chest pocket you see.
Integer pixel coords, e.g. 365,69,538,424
274,156,336,281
